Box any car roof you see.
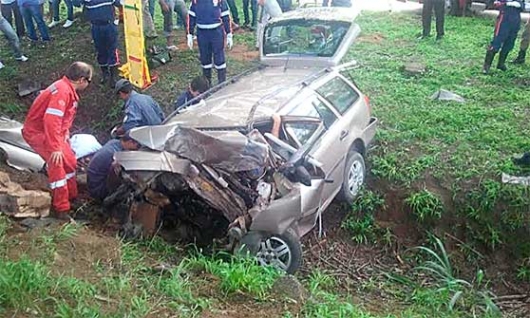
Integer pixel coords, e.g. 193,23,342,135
166,66,321,128
269,7,361,24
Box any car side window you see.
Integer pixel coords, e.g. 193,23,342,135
285,122,319,146
316,76,360,115
288,95,337,128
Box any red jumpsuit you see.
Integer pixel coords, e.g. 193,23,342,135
22,77,79,213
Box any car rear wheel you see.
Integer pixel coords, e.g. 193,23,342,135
254,228,302,274
339,151,366,205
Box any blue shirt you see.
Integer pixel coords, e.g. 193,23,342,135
87,139,122,199
187,0,231,35
80,0,120,21
122,91,165,132
174,90,201,111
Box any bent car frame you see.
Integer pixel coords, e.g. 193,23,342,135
113,7,377,273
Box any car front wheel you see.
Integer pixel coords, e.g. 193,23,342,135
339,151,366,205
254,228,302,274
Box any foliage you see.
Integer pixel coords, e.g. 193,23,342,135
405,189,444,221
412,236,501,317
342,189,386,244
185,252,280,300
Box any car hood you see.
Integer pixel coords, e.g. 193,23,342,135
127,125,272,173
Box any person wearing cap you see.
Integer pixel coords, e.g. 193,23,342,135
87,133,140,200
78,0,121,86
113,79,165,137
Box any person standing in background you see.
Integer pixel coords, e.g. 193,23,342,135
1,0,25,37
419,0,445,40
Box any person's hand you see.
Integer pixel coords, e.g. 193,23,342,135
187,34,194,50
161,1,169,12
258,0,265,5
112,161,121,175
50,151,64,166
506,1,521,7
226,33,233,50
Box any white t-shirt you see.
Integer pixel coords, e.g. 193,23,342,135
70,134,103,159
1,0,17,5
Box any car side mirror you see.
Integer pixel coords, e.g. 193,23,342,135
295,166,312,187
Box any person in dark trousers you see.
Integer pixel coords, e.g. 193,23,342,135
187,0,233,85
242,0,257,30
512,18,530,64
87,135,140,201
80,0,121,86
174,75,210,110
482,0,523,73
226,0,240,28
113,79,165,136
419,0,445,40
1,0,25,37
18,0,51,41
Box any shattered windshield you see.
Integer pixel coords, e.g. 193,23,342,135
263,19,350,58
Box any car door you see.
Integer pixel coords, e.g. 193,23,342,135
281,91,340,218
312,74,367,206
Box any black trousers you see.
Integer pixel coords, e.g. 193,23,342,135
422,0,445,37
1,2,25,38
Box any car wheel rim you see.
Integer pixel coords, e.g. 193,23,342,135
256,236,292,272
347,159,364,197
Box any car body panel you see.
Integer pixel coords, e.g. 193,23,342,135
0,117,45,172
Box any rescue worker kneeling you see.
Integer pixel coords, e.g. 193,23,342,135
112,79,165,137
87,134,140,201
22,62,94,219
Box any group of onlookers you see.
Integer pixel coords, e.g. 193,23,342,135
420,0,529,71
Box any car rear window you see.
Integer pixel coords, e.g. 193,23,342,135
316,76,359,115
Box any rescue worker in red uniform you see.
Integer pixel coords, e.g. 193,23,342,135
22,62,93,219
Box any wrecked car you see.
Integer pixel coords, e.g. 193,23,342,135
112,7,377,273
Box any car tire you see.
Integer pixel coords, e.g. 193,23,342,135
339,151,366,205
251,228,302,274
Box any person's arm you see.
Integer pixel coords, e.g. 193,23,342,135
120,103,143,132
220,0,232,34
271,113,281,138
159,0,169,12
43,92,68,152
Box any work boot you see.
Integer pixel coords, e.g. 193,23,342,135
100,66,109,84
203,68,212,87
217,68,226,84
482,50,497,74
512,50,526,64
497,50,509,71
108,66,118,88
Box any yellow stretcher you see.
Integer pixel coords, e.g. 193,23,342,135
119,0,154,89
